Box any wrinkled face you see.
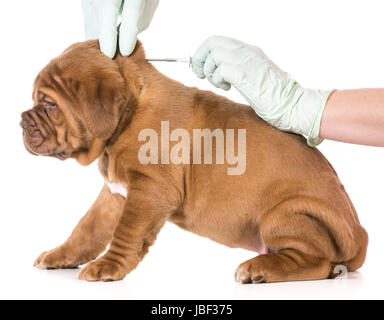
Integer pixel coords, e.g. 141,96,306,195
20,41,128,165
21,93,67,159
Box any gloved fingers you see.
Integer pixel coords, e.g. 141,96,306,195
99,0,123,58
212,63,246,91
82,0,100,40
119,0,146,56
202,47,239,79
137,0,159,31
192,36,243,79
202,49,241,91
211,64,234,91
202,54,218,82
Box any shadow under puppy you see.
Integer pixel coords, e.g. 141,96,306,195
20,40,368,283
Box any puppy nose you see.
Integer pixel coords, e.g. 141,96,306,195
20,120,27,129
20,110,34,129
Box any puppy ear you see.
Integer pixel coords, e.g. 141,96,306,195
80,78,127,140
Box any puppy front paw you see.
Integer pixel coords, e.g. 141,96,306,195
34,246,80,270
78,256,128,282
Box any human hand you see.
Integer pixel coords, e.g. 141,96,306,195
82,0,159,58
192,36,335,146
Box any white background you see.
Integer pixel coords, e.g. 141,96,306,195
0,0,384,300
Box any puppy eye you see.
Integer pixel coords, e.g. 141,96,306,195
44,101,57,109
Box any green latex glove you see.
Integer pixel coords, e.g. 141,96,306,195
82,0,159,58
192,36,335,146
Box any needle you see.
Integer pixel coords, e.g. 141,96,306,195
146,57,192,67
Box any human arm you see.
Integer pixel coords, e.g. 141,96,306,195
319,89,384,147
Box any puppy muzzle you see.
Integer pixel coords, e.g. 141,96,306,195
20,110,46,153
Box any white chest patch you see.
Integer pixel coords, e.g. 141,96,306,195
107,182,127,198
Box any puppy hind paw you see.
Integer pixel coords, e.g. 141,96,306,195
235,257,270,284
235,265,267,284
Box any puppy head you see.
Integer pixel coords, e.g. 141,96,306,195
20,40,143,165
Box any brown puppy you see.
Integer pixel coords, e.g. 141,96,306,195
20,40,368,283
